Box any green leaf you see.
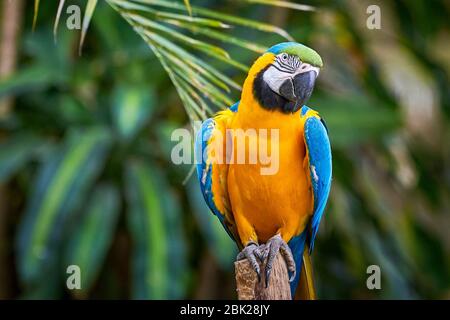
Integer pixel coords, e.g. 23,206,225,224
167,56,234,107
79,0,98,54
126,160,187,299
163,20,266,53
129,17,251,71
23,29,74,71
127,0,294,40
141,30,241,91
138,36,209,121
53,0,66,42
106,0,296,121
0,134,42,182
243,0,315,12
112,85,155,140
64,184,120,297
137,31,239,118
33,0,40,31
169,73,213,115
111,0,230,28
186,177,237,270
16,127,111,288
183,0,192,16
0,65,62,99
127,14,231,60
155,12,230,29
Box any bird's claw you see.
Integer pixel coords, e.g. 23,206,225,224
262,234,296,288
237,236,296,287
237,242,265,282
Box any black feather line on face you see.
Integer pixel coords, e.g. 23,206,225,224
253,66,300,114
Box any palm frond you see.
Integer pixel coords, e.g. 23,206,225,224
130,0,295,40
44,0,315,121
183,0,192,16
32,0,40,31
79,0,98,55
106,0,307,121
53,0,66,42
243,0,316,12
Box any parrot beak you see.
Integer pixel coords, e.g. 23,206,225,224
293,70,317,107
278,70,317,109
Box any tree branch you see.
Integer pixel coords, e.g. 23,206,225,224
235,253,291,300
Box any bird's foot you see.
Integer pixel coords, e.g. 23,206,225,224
237,242,265,282
260,234,296,288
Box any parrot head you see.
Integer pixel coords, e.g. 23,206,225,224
252,42,323,113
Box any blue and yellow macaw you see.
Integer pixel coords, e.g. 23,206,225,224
195,42,332,299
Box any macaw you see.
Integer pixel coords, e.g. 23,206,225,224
195,42,332,299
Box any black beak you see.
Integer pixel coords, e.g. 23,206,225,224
278,71,317,112
293,71,317,106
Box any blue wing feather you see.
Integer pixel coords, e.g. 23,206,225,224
303,112,332,252
287,107,331,297
194,103,239,241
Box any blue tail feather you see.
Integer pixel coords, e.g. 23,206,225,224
287,231,308,297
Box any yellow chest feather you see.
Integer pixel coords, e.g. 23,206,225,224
227,107,313,243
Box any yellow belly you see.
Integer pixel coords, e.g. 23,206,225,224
227,126,313,245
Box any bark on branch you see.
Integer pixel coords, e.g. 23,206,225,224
235,253,291,300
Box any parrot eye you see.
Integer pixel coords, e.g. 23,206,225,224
281,53,288,61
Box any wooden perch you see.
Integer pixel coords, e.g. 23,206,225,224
235,253,291,300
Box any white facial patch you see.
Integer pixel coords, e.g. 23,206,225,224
263,53,320,95
263,66,292,94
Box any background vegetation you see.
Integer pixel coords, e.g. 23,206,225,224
0,0,449,299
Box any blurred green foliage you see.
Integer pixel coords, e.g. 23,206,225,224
0,0,449,299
